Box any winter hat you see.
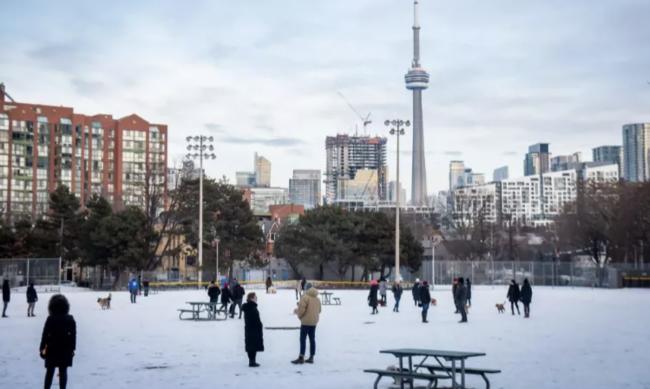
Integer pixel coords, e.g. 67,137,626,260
305,282,313,290
370,279,378,286
422,280,429,286
415,278,420,282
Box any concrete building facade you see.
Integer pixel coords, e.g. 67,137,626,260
622,123,650,182
289,169,321,209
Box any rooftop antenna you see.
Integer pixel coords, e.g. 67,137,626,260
337,91,372,135
0,83,16,103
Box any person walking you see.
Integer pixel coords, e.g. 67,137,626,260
230,281,246,319
265,277,273,294
300,278,307,297
368,280,379,315
128,278,138,304
27,282,38,317
242,292,264,367
291,283,321,365
379,278,387,306
137,275,142,296
411,278,421,306
419,281,431,323
40,294,76,389
295,279,301,300
507,279,521,315
143,279,150,297
391,281,403,312
520,278,533,318
220,282,231,313
2,279,10,317
456,277,468,323
452,277,459,314
466,278,472,307
207,281,221,313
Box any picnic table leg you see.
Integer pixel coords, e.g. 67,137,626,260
451,359,457,389
409,356,414,389
461,359,466,388
399,356,405,389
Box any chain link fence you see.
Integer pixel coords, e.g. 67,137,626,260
0,258,61,287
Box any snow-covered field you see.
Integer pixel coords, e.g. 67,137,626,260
1,285,649,389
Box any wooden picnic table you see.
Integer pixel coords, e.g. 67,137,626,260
320,291,341,305
380,348,486,389
178,301,227,321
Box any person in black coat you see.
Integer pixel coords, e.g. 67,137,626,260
2,279,10,318
466,278,472,307
27,282,38,317
452,278,459,314
419,281,431,323
391,281,403,312
411,279,420,306
40,294,76,389
230,282,246,319
242,292,264,367
507,279,521,315
368,281,379,314
207,281,221,313
455,277,468,323
221,283,231,312
520,278,533,318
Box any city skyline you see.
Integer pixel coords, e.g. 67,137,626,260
1,0,649,195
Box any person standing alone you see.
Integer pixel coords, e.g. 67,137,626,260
368,280,379,314
128,278,138,304
2,279,10,317
419,281,431,323
456,277,468,323
40,294,76,389
520,278,533,318
466,278,472,307
507,279,521,315
242,292,264,367
291,283,321,364
27,282,38,317
411,278,421,306
391,281,403,312
379,278,387,306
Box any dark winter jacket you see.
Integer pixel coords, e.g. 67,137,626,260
265,278,273,288
452,283,458,302
466,280,472,299
507,283,521,302
392,284,403,299
27,285,38,303
411,282,420,300
368,284,378,307
419,285,431,305
455,284,468,306
207,285,221,302
221,287,231,304
232,284,245,301
300,279,307,291
2,281,9,302
242,301,264,353
40,314,76,368
520,282,532,304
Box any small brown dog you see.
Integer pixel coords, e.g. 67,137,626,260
97,293,112,310
431,298,437,306
495,303,505,313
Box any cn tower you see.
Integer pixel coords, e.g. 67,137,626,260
405,0,429,206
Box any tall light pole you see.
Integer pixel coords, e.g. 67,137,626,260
385,119,410,282
186,135,216,288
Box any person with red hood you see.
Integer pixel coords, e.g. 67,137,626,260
368,279,379,314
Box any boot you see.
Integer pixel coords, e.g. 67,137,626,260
305,356,314,364
421,312,428,323
291,356,304,364
249,362,260,367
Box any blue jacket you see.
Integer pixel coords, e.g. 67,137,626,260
128,279,138,293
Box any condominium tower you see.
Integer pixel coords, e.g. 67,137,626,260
621,123,650,182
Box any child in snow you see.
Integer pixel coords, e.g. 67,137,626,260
27,282,38,317
40,294,76,389
391,281,403,312
379,279,387,305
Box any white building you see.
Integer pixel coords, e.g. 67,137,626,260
452,182,500,224
249,187,288,214
289,169,321,209
622,123,650,182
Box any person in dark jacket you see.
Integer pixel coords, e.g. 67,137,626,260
520,278,533,318
40,294,76,389
207,281,221,313
466,278,472,307
411,279,421,306
230,282,246,319
242,292,264,367
391,281,403,312
27,282,38,317
455,277,468,323
2,279,10,318
265,277,273,294
300,278,307,297
368,280,379,314
452,277,459,314
507,279,521,315
419,281,431,323
143,280,150,297
221,283,231,312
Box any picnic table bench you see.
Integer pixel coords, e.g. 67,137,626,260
320,291,342,305
363,368,448,389
178,301,227,321
419,365,501,389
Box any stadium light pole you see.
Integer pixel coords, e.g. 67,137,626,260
385,119,410,282
186,135,216,288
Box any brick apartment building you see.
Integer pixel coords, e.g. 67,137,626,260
0,83,168,221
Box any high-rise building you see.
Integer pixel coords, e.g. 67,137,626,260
235,171,256,187
405,0,430,206
254,152,271,187
0,83,167,221
465,171,485,186
449,161,465,192
551,152,581,172
524,143,550,176
622,123,650,182
289,169,321,209
324,134,387,204
593,145,621,166
493,166,509,182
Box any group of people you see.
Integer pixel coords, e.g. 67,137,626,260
2,279,39,318
127,276,151,304
507,278,533,318
207,279,247,318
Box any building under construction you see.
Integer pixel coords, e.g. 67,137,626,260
324,134,387,204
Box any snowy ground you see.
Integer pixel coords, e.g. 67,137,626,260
1,285,650,389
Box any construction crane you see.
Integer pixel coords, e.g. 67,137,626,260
337,91,371,135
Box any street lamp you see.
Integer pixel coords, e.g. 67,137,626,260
186,135,216,288
385,119,410,282
210,225,220,283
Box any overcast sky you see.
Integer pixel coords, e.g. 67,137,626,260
2,0,649,196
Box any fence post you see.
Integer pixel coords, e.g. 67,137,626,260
26,258,30,285
531,261,535,285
